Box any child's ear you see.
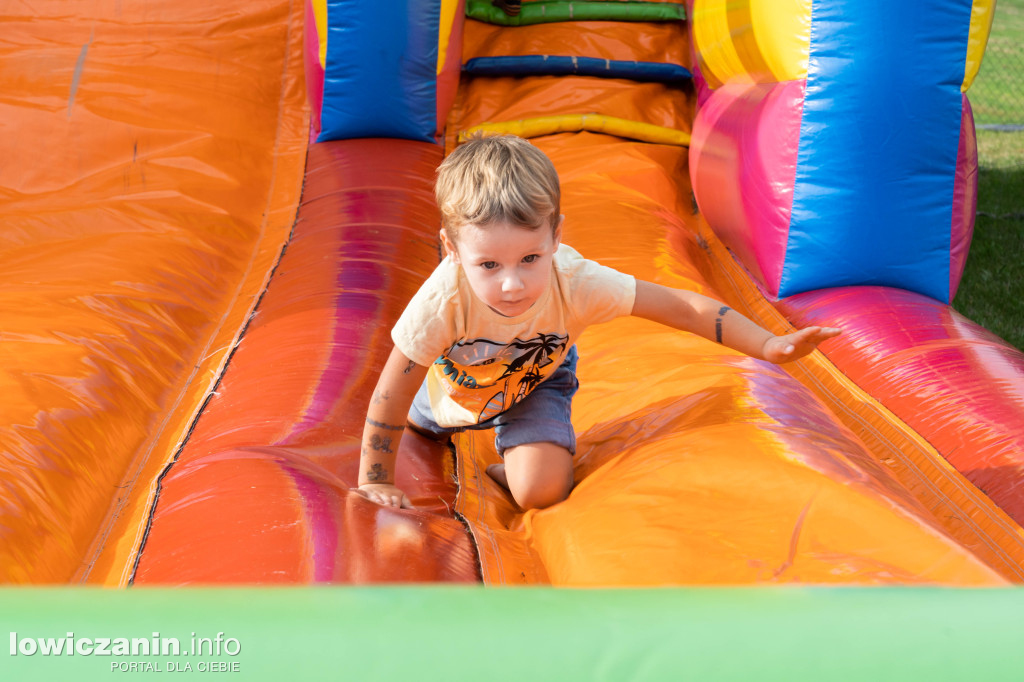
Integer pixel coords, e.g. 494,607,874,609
553,215,565,248
440,228,460,263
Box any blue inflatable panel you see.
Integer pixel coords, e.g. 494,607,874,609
463,56,692,83
319,0,440,142
779,0,973,302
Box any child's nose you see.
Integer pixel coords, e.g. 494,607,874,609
502,271,524,292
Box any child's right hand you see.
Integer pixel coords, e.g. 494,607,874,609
352,484,413,509
762,326,842,364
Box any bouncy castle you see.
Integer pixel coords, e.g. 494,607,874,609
4,0,1024,678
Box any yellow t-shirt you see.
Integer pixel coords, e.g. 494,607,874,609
392,244,636,427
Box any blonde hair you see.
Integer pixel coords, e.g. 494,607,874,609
435,134,560,241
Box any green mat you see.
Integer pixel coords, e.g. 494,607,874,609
466,0,685,26
3,586,1024,680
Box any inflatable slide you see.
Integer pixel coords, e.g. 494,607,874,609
4,0,1024,678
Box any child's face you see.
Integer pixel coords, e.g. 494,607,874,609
442,218,563,318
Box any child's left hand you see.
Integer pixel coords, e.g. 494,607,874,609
762,326,842,364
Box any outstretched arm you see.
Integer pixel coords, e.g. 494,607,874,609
355,345,429,508
631,280,840,363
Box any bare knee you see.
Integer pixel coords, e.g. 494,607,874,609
514,482,570,510
503,443,574,511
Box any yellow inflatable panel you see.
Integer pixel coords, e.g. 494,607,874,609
692,0,811,87
312,0,327,68
750,0,812,82
438,0,461,76
460,114,691,146
963,0,996,91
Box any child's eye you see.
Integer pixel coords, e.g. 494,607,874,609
522,254,539,264
480,261,499,270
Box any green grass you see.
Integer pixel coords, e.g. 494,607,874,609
949,2,1024,351
971,0,1024,125
951,130,1024,351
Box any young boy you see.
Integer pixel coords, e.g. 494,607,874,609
356,135,840,511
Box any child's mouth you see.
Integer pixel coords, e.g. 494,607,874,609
490,299,528,316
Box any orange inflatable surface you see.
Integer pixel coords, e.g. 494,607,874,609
2,5,1022,589
1,0,307,583
450,134,1004,586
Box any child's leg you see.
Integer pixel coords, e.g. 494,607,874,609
489,442,573,510
487,346,579,510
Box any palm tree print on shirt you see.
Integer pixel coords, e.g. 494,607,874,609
437,333,569,421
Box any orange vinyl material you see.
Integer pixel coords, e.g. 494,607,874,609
448,22,1007,586
697,222,1024,582
451,134,1004,586
0,0,309,583
4,5,1017,590
448,76,693,153
463,19,690,65
449,17,694,152
131,140,480,585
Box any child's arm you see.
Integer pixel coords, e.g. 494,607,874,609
354,345,429,508
631,280,840,363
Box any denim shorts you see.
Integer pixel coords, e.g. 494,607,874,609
408,345,579,456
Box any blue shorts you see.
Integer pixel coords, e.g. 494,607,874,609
408,346,579,456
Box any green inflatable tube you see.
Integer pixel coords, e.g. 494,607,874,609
3,586,1024,680
466,0,685,26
